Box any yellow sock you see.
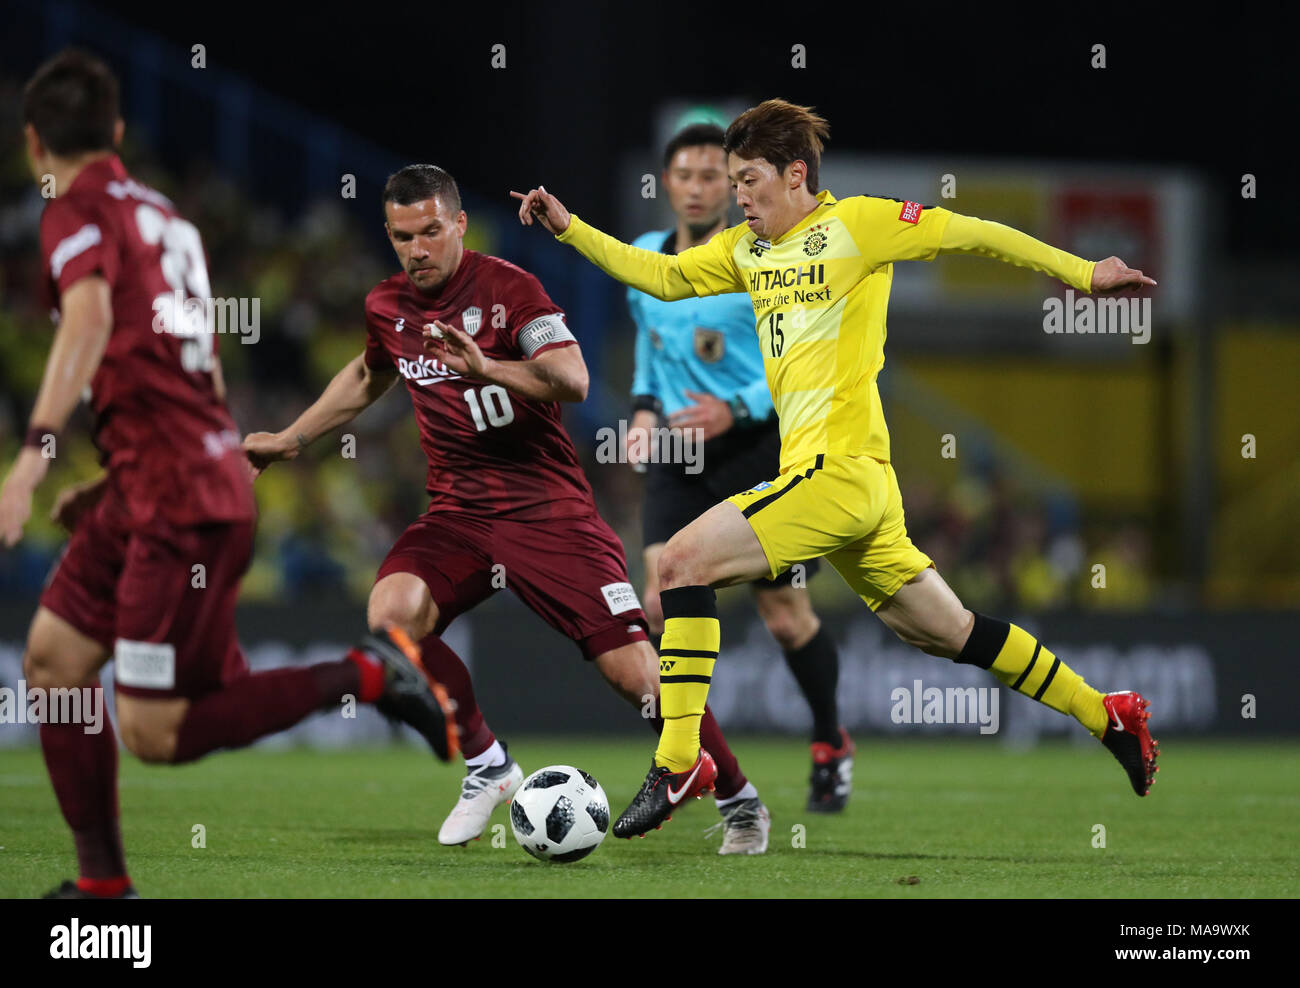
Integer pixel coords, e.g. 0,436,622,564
959,614,1107,736
988,624,1094,723
1069,682,1109,738
654,586,719,772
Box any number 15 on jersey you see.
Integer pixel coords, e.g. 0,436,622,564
765,311,785,358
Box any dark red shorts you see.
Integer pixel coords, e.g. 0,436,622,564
39,491,253,699
376,508,648,660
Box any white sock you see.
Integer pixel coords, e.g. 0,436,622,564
715,781,758,808
465,740,506,770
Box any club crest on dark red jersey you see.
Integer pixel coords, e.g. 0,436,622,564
462,305,483,336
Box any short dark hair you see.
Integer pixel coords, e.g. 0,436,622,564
22,49,121,156
663,123,726,171
381,164,461,218
724,99,830,194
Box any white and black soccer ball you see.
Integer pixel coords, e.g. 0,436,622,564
509,765,609,863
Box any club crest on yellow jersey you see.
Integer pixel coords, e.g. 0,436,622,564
802,224,829,257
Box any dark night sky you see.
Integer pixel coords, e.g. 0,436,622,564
58,3,1300,255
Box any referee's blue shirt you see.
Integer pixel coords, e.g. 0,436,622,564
627,229,774,422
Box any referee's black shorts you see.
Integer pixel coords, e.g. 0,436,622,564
641,419,820,589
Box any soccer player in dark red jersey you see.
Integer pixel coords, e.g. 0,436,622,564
244,164,771,853
0,50,456,899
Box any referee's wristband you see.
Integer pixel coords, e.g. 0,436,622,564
728,395,761,428
631,394,662,416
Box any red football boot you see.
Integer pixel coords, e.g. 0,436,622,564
1101,691,1160,796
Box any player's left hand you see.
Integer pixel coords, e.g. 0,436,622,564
0,450,48,548
50,474,108,532
425,319,494,380
669,390,733,441
1091,256,1157,294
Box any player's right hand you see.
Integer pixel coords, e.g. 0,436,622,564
242,431,301,479
1091,256,1157,293
0,449,49,548
510,186,570,235
0,481,32,548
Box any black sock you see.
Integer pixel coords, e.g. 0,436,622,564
782,626,840,745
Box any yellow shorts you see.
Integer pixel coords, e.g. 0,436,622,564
726,453,932,611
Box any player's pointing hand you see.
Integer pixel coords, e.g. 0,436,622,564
1091,256,1157,294
510,186,570,235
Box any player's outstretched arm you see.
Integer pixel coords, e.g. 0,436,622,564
0,275,113,547
938,212,1157,293
424,321,588,403
511,187,698,301
243,351,397,476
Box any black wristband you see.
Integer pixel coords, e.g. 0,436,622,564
728,395,755,428
24,426,57,449
631,394,662,416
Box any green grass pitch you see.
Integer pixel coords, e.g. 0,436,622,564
2,738,1296,898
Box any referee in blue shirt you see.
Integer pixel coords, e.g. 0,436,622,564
625,125,853,813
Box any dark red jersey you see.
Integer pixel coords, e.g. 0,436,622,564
39,155,254,528
363,250,596,521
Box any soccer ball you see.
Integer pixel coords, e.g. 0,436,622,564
509,765,609,862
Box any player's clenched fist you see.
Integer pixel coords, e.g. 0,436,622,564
510,186,570,235
242,431,301,478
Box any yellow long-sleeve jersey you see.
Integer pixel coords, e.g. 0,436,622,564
558,190,1096,474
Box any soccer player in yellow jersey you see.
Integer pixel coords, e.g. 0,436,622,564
513,99,1161,839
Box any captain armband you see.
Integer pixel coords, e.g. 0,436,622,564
518,313,576,358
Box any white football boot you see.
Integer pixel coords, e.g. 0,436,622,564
709,797,771,855
438,748,524,846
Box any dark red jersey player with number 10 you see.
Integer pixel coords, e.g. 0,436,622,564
0,50,457,899
244,163,772,854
